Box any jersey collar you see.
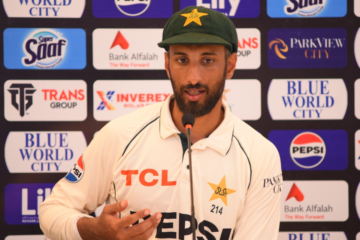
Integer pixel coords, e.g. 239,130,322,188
159,94,234,156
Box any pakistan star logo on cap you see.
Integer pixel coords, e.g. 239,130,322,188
181,9,208,27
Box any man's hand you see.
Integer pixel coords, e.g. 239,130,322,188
77,200,162,240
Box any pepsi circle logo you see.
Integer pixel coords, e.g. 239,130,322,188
290,132,326,169
114,0,151,17
65,155,85,183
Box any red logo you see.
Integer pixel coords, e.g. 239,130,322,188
121,169,176,186
286,183,304,202
42,89,85,101
110,31,129,50
238,38,258,49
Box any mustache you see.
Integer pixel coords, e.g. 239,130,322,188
180,83,209,92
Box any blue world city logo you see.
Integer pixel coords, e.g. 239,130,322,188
22,30,67,69
114,0,151,16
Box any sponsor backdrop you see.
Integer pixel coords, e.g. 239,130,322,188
0,0,359,239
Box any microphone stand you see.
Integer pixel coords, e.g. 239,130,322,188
186,126,196,240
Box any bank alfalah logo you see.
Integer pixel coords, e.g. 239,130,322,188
8,84,36,117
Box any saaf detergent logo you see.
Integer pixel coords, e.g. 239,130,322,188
267,0,346,18
5,131,87,173
268,79,348,120
93,0,172,18
5,183,55,225
268,28,347,69
3,0,85,18
268,130,347,170
181,0,259,18
4,28,86,69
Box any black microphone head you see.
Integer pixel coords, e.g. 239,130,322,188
182,112,195,127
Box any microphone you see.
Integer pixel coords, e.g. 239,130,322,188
181,113,196,240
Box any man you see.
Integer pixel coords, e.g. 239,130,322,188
40,6,282,240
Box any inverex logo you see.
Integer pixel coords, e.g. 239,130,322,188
268,28,347,69
180,0,259,18
236,29,260,69
4,80,87,121
93,0,173,18
3,0,85,18
5,131,87,173
93,29,164,70
268,79,347,120
281,181,348,222
5,183,55,224
267,0,347,18
268,130,348,170
355,130,360,170
356,80,360,119
94,80,173,121
278,232,347,240
224,80,261,120
4,28,86,69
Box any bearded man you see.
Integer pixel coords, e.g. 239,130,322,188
40,6,282,240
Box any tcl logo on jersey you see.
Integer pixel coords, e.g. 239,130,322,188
268,130,347,170
180,0,259,18
3,0,85,18
121,169,177,186
4,28,86,70
278,232,347,240
235,29,260,69
5,235,51,240
268,79,348,120
5,183,55,225
267,0,347,18
4,80,87,121
281,181,348,222
5,132,87,173
268,28,347,69
93,0,172,18
356,130,360,170
93,29,164,70
355,0,360,17
356,80,360,119
93,80,173,121
224,80,261,120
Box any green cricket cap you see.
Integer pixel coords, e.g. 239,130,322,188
158,6,238,53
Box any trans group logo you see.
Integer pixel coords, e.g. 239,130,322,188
268,28,347,69
356,130,360,170
93,0,172,18
4,80,87,121
268,130,347,170
4,28,86,69
268,79,348,120
267,0,347,18
180,0,260,18
5,183,55,224
236,29,261,69
3,0,85,18
278,232,347,240
281,181,348,222
4,131,87,173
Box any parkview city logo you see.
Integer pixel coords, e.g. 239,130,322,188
355,130,360,170
267,0,347,18
93,0,172,18
5,235,51,240
93,80,173,121
268,28,347,68
278,232,347,240
4,80,87,121
356,80,360,119
281,181,348,222
4,131,87,173
93,29,164,70
236,29,260,69
268,130,347,170
180,0,259,18
5,183,55,224
356,29,360,68
4,28,86,69
3,0,85,18
268,79,348,120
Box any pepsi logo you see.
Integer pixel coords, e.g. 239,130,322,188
65,155,85,183
290,132,326,169
114,0,151,17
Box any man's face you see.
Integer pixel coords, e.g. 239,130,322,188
165,45,229,117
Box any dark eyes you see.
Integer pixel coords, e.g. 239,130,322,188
175,58,214,64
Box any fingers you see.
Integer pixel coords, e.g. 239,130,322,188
127,212,162,237
121,208,154,226
102,200,128,214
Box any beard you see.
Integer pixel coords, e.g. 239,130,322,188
169,65,227,118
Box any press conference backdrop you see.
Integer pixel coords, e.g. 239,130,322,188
0,0,359,239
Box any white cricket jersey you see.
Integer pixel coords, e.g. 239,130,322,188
39,94,282,240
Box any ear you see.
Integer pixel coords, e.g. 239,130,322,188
164,52,171,79
225,52,237,79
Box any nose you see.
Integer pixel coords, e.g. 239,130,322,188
187,62,201,85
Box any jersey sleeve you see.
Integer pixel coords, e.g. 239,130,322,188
39,122,122,240
233,140,282,240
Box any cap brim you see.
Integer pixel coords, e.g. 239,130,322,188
158,32,232,51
